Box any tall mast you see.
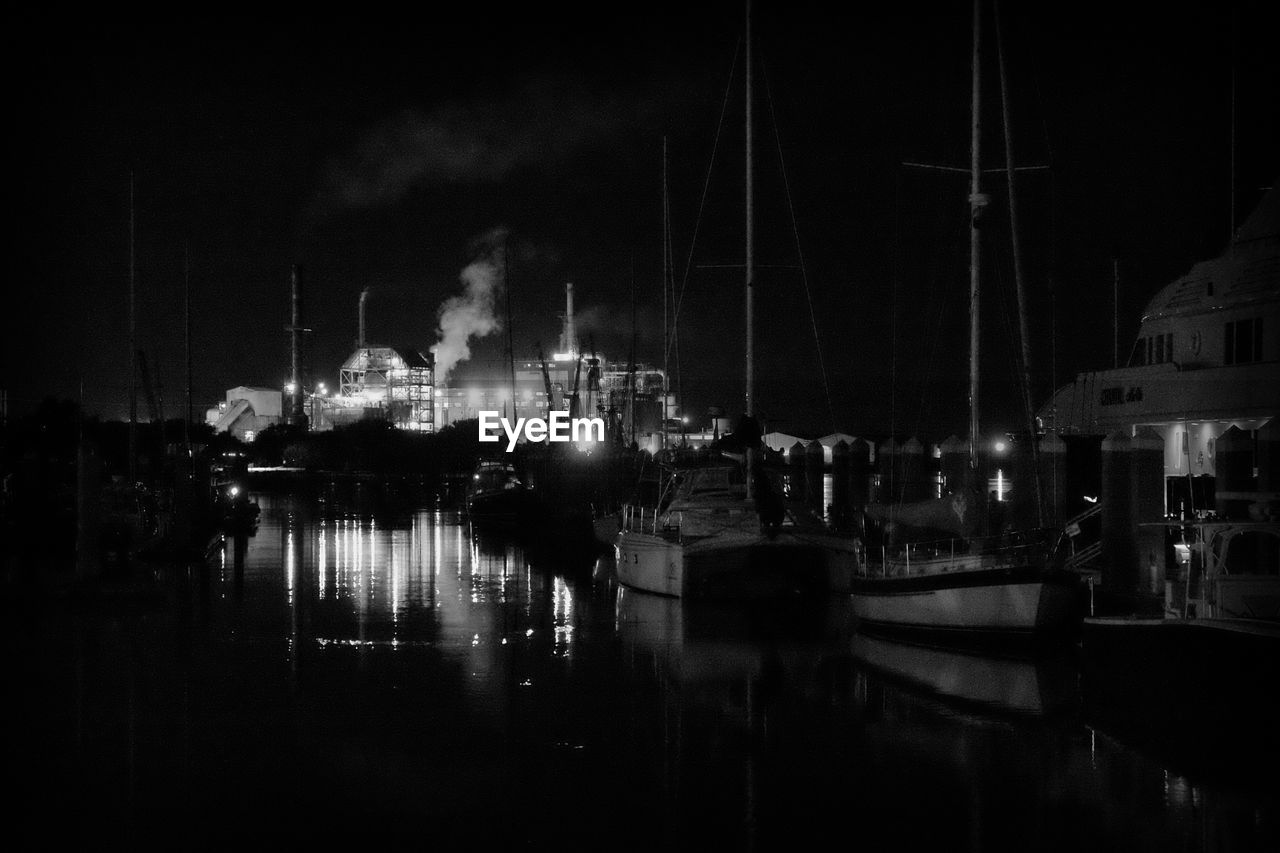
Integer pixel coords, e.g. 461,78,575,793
184,242,192,460
662,136,670,450
995,0,1043,526
504,243,515,417
967,0,983,478
630,257,638,446
289,265,303,425
744,0,755,418
128,173,137,485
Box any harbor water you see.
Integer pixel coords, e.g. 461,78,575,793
13,489,1277,849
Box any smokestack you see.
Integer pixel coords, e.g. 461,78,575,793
358,287,370,348
561,281,577,355
290,265,304,426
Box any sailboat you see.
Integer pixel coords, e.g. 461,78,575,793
847,0,1082,639
614,3,859,599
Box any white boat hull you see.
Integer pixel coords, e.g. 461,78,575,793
849,567,1081,635
616,529,857,599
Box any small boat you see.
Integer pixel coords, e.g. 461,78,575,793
1080,524,1279,780
614,4,859,599
849,522,1083,638
616,462,858,598
847,2,1084,642
1082,519,1279,681
465,460,535,527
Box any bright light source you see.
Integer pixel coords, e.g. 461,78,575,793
993,440,1007,453
316,382,326,394
681,416,689,425
229,485,240,497
284,382,297,394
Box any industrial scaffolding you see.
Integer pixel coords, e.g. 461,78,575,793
337,346,434,431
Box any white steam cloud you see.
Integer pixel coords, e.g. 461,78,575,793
433,227,508,383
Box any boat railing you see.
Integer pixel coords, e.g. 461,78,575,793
856,529,1054,578
620,503,682,539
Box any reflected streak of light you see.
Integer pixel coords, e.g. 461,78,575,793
355,517,363,585
369,518,377,599
391,529,406,624
434,515,442,579
553,576,574,655
318,522,327,599
285,527,295,605
220,539,226,582
342,518,350,595
356,519,368,616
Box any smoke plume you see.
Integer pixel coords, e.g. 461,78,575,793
433,227,508,383
319,77,652,213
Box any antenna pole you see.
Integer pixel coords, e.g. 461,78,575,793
662,137,670,451
128,173,137,485
184,242,192,460
744,0,754,419
505,242,516,415
1112,258,1120,368
1229,7,1237,254
967,0,983,478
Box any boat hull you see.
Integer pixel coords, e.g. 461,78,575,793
849,567,1082,637
466,488,536,528
616,529,856,599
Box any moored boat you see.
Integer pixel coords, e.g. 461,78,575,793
848,537,1083,638
847,0,1086,642
465,459,535,527
616,463,858,598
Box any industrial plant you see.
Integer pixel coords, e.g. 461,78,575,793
207,277,679,449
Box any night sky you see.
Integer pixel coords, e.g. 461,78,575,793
9,1,1277,439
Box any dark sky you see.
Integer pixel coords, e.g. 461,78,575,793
8,1,1277,439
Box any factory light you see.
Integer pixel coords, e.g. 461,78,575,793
993,439,1007,453
284,382,297,394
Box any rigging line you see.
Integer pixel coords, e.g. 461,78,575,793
761,58,838,435
991,242,1026,410
665,35,743,369
908,261,950,458
1027,29,1059,443
664,142,686,435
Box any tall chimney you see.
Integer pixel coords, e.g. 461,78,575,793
358,287,369,348
562,281,577,355
290,265,304,425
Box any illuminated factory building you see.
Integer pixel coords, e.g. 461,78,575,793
435,283,676,448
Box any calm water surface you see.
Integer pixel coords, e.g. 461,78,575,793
15,491,1277,849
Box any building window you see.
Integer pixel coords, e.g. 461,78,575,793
1155,334,1165,364
1225,317,1263,365
1129,338,1145,366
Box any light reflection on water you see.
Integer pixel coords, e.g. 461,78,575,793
18,492,1278,849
